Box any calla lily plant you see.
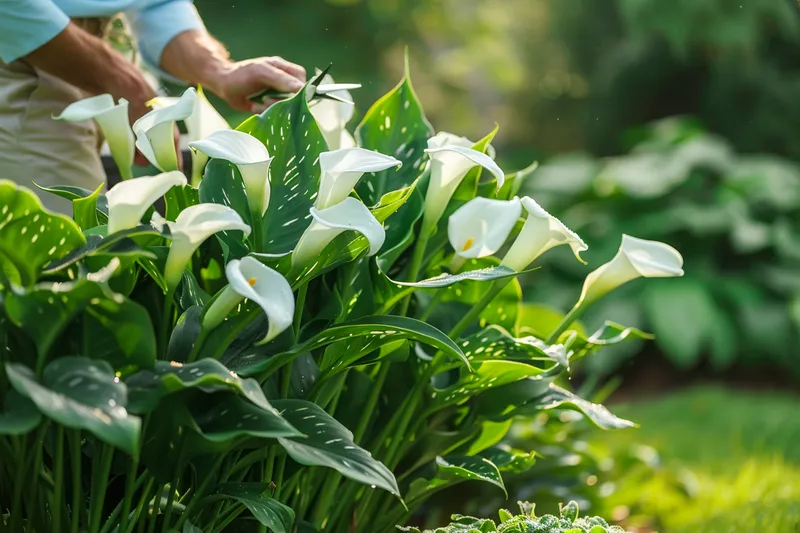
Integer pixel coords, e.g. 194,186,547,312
106,171,188,234
133,87,197,172
448,196,522,270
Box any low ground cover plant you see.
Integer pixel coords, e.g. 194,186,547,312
0,64,682,532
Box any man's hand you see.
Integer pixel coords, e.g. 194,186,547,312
161,31,306,114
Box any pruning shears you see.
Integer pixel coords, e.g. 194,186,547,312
247,64,361,105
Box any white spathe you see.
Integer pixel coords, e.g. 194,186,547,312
202,257,295,343
150,87,231,184
422,135,505,228
292,197,385,267
133,87,196,172
156,203,251,290
189,130,273,216
315,147,401,209
106,171,187,234
448,196,522,259
310,74,357,150
577,234,684,307
54,94,135,180
501,196,587,271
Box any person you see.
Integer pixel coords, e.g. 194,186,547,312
0,0,306,212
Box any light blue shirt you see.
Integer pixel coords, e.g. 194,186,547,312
0,0,205,69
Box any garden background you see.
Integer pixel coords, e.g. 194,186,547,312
191,0,800,531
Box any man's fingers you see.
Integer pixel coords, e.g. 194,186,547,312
250,98,280,114
268,57,307,82
256,63,304,93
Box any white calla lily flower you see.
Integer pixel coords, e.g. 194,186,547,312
106,171,187,234
316,148,401,209
501,197,587,271
422,136,505,228
55,94,135,180
292,197,385,267
310,74,357,150
150,87,230,184
133,88,196,172
189,130,273,216
202,257,295,343
448,197,522,262
577,235,684,307
156,203,251,290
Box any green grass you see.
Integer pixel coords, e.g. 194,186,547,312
591,385,800,533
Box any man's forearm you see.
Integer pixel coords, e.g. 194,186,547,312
159,30,230,95
24,23,155,115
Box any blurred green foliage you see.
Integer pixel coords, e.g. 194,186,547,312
523,117,800,375
196,0,800,160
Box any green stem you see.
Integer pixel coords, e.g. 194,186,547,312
311,473,340,528
448,278,509,340
250,210,264,252
117,452,140,533
89,444,115,533
397,222,431,315
159,289,175,360
186,328,209,364
131,477,154,533
174,453,226,530
211,504,244,533
354,363,389,443
10,437,26,533
69,431,83,533
162,434,187,531
546,304,585,344
52,426,65,533
293,282,308,341
146,483,162,533
418,289,446,321
98,472,146,533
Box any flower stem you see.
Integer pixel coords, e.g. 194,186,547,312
88,444,114,533
546,304,585,345
159,289,176,360
397,221,431,315
69,431,83,533
52,426,65,533
448,278,509,340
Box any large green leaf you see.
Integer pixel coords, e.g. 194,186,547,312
0,390,42,435
393,266,524,288
431,360,546,408
35,183,109,216
215,482,295,533
355,57,433,204
72,184,103,230
0,180,85,286
6,358,141,454
479,446,536,474
511,384,635,430
274,399,400,496
190,394,301,442
459,326,567,368
42,226,161,274
197,160,252,260
224,315,467,377
238,86,328,253
126,358,274,414
406,455,506,506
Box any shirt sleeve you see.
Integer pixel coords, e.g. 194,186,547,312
126,0,206,71
0,0,70,63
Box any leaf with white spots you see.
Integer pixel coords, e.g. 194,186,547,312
405,455,506,505
274,399,400,496
513,384,636,430
392,266,523,288
238,86,328,254
224,315,467,378
355,57,433,205
0,180,85,286
214,482,295,533
5,358,141,455
431,360,547,408
190,394,301,442
42,225,161,274
126,359,275,414
459,325,568,369
568,321,654,362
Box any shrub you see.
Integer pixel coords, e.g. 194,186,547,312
0,64,678,532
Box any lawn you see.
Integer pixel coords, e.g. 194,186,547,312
591,385,800,533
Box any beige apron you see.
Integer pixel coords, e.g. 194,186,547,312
0,19,111,214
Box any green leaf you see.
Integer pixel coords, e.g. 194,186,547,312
6,358,141,454
72,184,103,230
225,315,467,377
197,160,253,260
0,390,42,435
517,384,635,430
496,161,538,201
166,306,203,363
42,226,161,274
0,180,85,286
378,187,424,271
393,266,524,288
238,86,328,253
274,399,400,496
182,521,203,533
215,483,295,533
126,358,275,414
479,446,536,474
355,57,433,204
35,183,109,217
406,455,506,505
432,360,546,408
452,125,499,204
465,419,513,456
459,326,567,368
190,394,301,442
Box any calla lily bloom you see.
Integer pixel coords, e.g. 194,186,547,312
310,74,357,150
106,171,187,234
422,134,505,228
54,94,135,180
202,257,295,343
448,197,522,262
501,196,587,272
292,197,385,267
133,88,196,172
577,234,684,307
315,148,401,209
189,130,273,216
154,203,251,290
150,87,230,184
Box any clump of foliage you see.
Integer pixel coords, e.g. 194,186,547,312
523,116,800,378
399,500,630,532
0,63,680,533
